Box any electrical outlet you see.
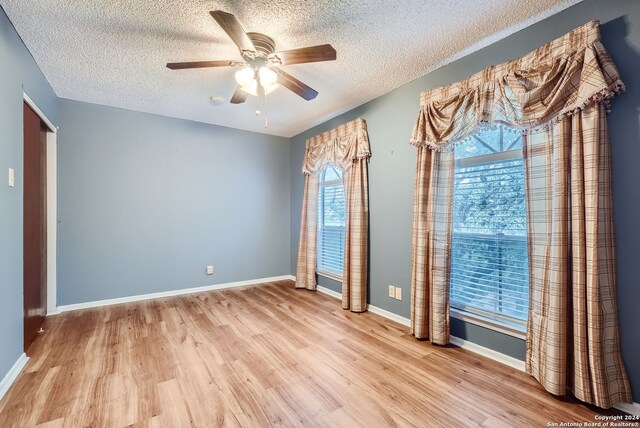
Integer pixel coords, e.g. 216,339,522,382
206,266,214,275
394,287,402,300
388,285,395,298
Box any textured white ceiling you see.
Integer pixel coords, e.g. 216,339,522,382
2,0,581,137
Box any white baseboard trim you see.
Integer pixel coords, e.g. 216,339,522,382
316,285,342,300
316,281,412,326
367,305,411,327
615,401,640,416
55,275,293,313
0,353,28,402
449,336,526,371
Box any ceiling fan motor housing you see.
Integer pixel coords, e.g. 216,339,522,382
245,32,276,58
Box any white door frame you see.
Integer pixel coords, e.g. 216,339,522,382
22,91,58,315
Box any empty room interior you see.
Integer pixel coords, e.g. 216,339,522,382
1,0,640,426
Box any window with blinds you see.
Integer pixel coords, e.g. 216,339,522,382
450,127,529,326
317,165,345,278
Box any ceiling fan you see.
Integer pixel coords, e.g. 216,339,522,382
166,10,337,104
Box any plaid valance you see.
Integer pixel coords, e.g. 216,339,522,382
410,20,624,150
303,118,371,175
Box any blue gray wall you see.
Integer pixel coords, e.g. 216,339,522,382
290,0,640,400
0,6,57,382
57,99,290,305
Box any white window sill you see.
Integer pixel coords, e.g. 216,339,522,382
317,269,343,283
450,308,526,340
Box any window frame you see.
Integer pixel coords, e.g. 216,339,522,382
450,140,528,339
316,165,346,281
450,308,526,339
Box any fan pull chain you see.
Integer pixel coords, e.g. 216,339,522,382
255,68,262,117
264,91,269,128
254,72,268,128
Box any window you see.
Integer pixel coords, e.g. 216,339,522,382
317,165,345,279
450,127,529,331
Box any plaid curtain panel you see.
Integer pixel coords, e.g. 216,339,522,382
342,158,370,312
408,20,631,407
523,105,632,408
410,147,455,343
296,119,371,312
295,174,320,290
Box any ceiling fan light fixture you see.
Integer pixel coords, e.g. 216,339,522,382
235,66,279,96
258,67,278,88
234,67,254,87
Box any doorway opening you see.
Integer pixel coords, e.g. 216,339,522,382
23,99,55,354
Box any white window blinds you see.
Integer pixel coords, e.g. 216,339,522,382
317,165,345,277
451,128,529,325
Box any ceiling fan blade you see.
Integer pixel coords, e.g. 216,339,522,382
166,60,239,70
230,87,248,104
210,11,255,53
274,69,318,100
269,44,336,66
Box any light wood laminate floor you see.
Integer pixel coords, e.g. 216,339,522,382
0,280,624,427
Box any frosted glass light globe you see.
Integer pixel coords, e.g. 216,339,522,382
234,67,255,87
234,66,279,96
258,67,278,87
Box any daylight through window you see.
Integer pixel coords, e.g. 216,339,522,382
450,127,529,327
317,165,345,278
